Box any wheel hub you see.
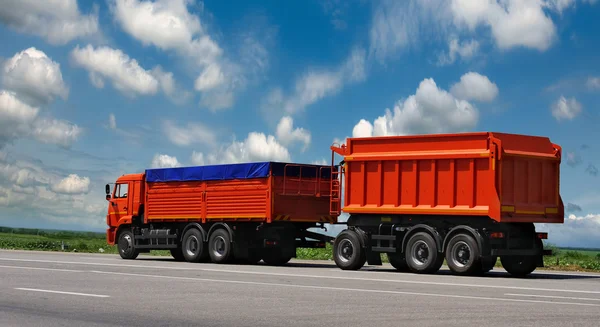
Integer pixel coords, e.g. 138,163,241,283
337,239,354,263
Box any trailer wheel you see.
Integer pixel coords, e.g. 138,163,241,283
182,228,207,263
405,232,443,274
117,230,139,260
333,230,366,270
208,228,233,264
387,253,410,272
262,250,292,266
500,255,537,277
445,233,481,275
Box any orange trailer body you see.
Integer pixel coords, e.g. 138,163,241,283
143,176,335,224
331,132,564,224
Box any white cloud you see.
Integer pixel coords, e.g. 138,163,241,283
352,76,479,137
70,45,158,96
311,158,328,166
0,0,99,45
587,77,600,90
151,154,181,168
369,0,577,65
265,47,366,116
1,47,69,106
450,72,499,102
52,174,91,194
275,116,311,151
162,120,217,147
109,0,265,111
437,37,480,66
0,153,103,230
150,66,192,104
0,90,80,149
451,0,557,51
31,118,82,148
191,132,290,165
537,213,600,248
551,96,582,121
108,114,117,130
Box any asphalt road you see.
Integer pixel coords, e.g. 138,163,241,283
1,250,600,327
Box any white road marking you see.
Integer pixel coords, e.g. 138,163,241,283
0,265,82,273
89,270,600,307
15,288,109,298
505,293,600,302
1,256,599,295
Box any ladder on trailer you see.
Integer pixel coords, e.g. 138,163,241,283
329,153,342,216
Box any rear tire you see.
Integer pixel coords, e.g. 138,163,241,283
262,249,292,266
445,233,481,276
333,229,366,270
405,232,442,274
208,228,233,264
501,255,537,277
387,253,410,272
117,230,139,260
182,228,207,263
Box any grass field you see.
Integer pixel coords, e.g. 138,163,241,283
1,226,599,272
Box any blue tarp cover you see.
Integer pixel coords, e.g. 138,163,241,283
145,161,334,183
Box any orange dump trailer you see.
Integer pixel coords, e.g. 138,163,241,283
330,132,563,276
105,162,335,265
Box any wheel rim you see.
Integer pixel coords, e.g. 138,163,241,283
410,240,430,266
119,234,132,254
185,235,199,256
451,241,471,268
212,236,226,258
336,238,354,263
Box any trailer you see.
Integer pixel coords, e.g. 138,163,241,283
329,132,563,276
105,161,336,265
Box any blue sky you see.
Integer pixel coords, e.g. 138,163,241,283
0,0,599,247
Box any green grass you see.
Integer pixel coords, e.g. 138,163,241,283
1,227,599,272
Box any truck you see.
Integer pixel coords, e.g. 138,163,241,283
105,131,564,277
105,161,337,265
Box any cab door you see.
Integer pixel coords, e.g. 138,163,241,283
110,182,130,223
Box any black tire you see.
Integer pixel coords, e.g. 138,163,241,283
117,230,139,260
262,249,292,266
182,228,207,263
445,233,481,276
405,232,443,274
387,252,410,272
500,255,537,277
170,247,185,261
208,228,233,264
480,255,498,273
333,229,366,270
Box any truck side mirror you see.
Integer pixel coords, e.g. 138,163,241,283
105,184,110,195
106,194,111,201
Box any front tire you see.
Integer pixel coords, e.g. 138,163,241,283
117,230,139,260
445,233,481,276
405,232,443,274
333,229,366,270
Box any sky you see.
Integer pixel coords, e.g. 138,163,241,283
0,0,599,248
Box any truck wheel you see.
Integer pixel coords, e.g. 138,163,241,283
182,228,207,263
480,255,497,273
263,249,292,266
387,253,410,272
170,247,185,261
500,255,537,277
333,229,366,270
117,230,139,260
208,228,233,264
405,232,442,274
445,233,481,276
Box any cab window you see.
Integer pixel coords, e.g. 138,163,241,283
115,183,128,198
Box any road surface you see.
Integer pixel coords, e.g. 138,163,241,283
1,250,600,326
